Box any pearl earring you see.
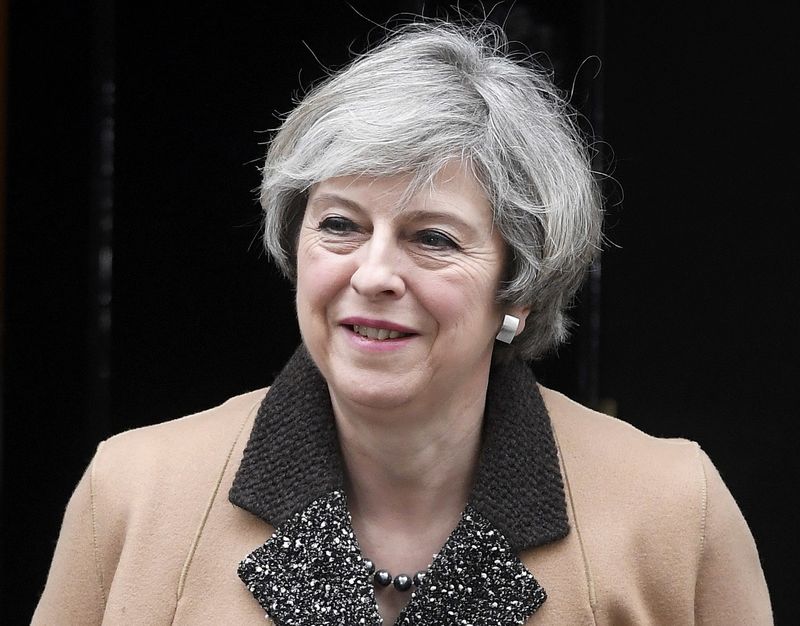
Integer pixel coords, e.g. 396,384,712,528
495,314,520,344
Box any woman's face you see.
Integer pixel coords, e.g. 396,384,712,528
295,164,524,412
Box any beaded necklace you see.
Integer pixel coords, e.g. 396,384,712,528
364,557,426,592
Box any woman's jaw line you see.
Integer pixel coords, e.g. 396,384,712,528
330,378,487,476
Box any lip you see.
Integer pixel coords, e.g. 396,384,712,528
339,317,418,335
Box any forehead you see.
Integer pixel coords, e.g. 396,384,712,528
307,163,493,226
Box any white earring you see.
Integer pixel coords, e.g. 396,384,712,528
495,314,520,344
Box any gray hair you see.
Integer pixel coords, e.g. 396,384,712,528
260,20,603,360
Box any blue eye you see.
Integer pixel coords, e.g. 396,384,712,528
415,229,459,250
319,216,358,234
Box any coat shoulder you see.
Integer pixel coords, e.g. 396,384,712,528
540,385,702,483
33,388,271,626
535,386,771,624
98,388,267,471
539,385,708,555
91,388,268,519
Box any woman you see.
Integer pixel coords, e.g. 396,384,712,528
34,21,771,625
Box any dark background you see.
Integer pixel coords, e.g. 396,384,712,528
3,1,797,623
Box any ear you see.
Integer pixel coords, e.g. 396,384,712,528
507,305,531,337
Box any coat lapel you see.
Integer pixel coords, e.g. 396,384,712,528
230,346,567,624
397,504,546,625
238,490,380,626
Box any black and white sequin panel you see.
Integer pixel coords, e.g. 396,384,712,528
238,490,380,625
397,504,546,625
239,492,546,625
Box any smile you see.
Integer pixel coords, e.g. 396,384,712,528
350,324,412,340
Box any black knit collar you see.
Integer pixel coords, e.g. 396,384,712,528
229,345,568,553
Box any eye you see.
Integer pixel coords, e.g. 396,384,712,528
318,215,359,234
414,229,460,250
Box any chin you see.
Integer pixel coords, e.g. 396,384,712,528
343,384,415,412
327,367,420,412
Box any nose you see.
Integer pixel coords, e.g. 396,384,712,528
349,235,406,300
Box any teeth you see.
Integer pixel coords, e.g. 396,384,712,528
351,325,409,340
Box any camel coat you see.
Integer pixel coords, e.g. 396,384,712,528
33,348,771,624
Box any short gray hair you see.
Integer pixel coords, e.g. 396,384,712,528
260,21,602,360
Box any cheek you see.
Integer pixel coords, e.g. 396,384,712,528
296,247,353,313
417,269,502,330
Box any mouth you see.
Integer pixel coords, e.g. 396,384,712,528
349,324,413,341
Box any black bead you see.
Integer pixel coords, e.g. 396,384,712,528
393,574,412,591
363,558,375,574
374,570,392,586
413,571,426,587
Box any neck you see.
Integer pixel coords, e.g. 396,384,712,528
337,398,484,520
329,371,489,569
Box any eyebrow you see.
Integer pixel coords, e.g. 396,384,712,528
399,209,479,238
308,193,480,237
307,193,364,214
